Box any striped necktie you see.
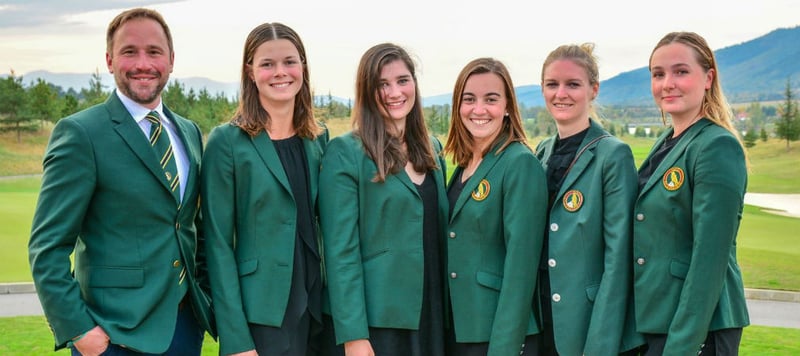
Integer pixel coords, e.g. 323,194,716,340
145,111,181,203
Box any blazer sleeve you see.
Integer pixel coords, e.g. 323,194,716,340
319,137,370,344
488,149,547,355
585,141,638,354
28,118,98,348
663,133,747,355
201,126,255,354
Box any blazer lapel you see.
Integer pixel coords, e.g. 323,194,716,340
165,107,200,206
639,119,712,196
555,122,605,200
450,143,503,222
108,95,176,196
303,137,323,207
251,131,293,195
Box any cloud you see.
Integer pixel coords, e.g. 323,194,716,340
0,0,181,29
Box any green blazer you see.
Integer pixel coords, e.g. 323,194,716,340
535,120,643,355
319,131,448,345
447,141,546,356
633,118,750,355
200,122,328,355
28,93,215,353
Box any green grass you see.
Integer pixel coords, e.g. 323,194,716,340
738,205,800,290
0,316,219,355
0,315,796,354
0,177,40,282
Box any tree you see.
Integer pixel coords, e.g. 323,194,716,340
760,127,768,142
0,70,39,142
743,129,758,148
80,68,108,109
775,78,800,150
26,78,61,127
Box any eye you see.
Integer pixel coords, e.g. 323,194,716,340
545,82,558,89
261,62,273,68
461,96,475,104
651,71,664,79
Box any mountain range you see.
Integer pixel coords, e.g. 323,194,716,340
8,25,800,108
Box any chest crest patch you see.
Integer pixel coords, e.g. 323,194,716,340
562,190,584,212
662,167,685,191
471,179,491,201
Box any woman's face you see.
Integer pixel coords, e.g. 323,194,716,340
649,42,713,123
377,59,416,131
541,59,597,132
248,39,303,107
459,72,507,149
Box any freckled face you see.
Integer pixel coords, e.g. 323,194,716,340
649,43,713,123
459,72,507,148
248,39,304,106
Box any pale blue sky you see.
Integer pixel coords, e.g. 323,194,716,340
1,0,798,99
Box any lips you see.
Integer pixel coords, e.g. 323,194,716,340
470,118,491,125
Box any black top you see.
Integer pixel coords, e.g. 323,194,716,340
414,172,446,355
273,135,321,325
545,127,589,207
447,168,468,218
638,128,689,190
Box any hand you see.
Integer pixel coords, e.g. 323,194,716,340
72,326,109,356
229,350,258,356
344,339,374,356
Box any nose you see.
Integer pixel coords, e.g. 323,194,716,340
556,84,569,98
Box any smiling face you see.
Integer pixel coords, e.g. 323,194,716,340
377,59,416,133
247,38,304,108
459,72,507,149
649,42,713,124
106,17,173,109
541,58,597,136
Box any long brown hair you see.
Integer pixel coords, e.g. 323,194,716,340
231,22,320,138
352,43,438,182
443,57,528,167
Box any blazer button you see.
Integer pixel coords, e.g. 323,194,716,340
552,293,561,302
636,213,645,221
637,257,646,265
449,231,456,239
548,259,556,267
173,260,181,268
450,272,457,279
175,222,181,230
550,223,559,232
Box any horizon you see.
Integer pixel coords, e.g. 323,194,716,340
1,0,799,99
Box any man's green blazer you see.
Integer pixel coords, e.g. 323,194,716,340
200,122,328,355
28,93,215,353
633,118,750,355
319,131,448,345
535,120,643,355
447,140,547,356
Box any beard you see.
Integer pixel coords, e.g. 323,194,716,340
114,70,168,106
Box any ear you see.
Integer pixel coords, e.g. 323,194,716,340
705,68,714,90
591,82,600,100
106,52,113,73
245,64,254,82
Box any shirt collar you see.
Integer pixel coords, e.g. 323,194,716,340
115,89,167,124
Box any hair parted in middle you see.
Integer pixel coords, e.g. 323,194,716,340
443,57,528,167
231,22,321,138
352,42,438,182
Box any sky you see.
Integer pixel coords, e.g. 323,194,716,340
1,0,799,99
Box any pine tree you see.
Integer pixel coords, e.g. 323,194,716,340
775,78,800,150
